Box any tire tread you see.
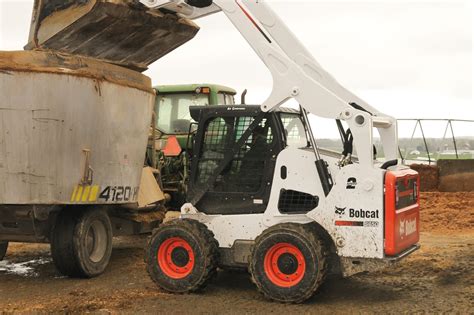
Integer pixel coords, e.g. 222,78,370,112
250,223,329,303
50,208,113,278
50,210,81,277
146,219,219,293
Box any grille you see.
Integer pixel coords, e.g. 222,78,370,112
278,189,319,214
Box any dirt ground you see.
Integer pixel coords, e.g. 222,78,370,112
1,192,473,314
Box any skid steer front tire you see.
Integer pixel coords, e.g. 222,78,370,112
0,241,8,261
250,223,328,303
51,208,113,278
146,219,219,293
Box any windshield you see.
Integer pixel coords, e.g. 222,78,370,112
156,93,210,134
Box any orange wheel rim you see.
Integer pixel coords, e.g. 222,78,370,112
157,237,195,279
263,242,306,287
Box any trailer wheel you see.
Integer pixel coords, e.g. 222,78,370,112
146,219,218,293
51,208,113,278
250,223,328,303
0,241,8,261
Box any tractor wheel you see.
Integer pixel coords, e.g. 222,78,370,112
249,223,328,303
146,219,219,293
0,241,8,261
51,208,113,278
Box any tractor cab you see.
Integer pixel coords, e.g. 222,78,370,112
147,84,237,209
154,84,236,136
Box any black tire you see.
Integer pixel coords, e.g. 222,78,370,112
146,219,219,293
0,241,8,261
50,208,113,278
249,223,328,303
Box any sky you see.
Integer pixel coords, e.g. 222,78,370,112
0,0,472,138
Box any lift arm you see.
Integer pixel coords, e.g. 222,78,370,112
140,0,384,119
140,0,399,167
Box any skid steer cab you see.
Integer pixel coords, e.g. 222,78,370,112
146,105,420,303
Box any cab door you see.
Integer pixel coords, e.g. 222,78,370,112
188,111,282,215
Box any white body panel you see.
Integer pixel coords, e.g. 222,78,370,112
183,148,385,259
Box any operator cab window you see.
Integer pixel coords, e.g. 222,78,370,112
280,113,309,148
197,117,229,184
190,111,282,215
225,117,274,192
195,115,276,193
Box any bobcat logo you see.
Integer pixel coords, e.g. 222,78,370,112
335,206,346,215
346,177,357,189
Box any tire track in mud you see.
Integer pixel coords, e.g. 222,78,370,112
1,233,472,314
1,191,473,313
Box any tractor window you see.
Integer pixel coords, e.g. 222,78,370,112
225,94,235,105
196,115,275,193
280,114,308,148
217,93,225,105
217,93,235,105
156,93,209,134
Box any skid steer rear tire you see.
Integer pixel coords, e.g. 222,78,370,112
51,208,113,278
249,223,328,303
146,219,219,293
0,241,8,261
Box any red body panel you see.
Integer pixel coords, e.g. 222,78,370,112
385,169,420,256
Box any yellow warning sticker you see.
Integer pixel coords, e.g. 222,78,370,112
71,185,100,202
71,185,139,203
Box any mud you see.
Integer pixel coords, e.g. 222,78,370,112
26,0,199,72
420,192,474,232
0,50,154,93
1,192,473,314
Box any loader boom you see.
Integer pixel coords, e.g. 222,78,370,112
140,0,399,170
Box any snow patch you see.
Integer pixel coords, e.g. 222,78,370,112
0,257,51,277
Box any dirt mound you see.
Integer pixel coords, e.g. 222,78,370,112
410,164,439,191
420,192,474,232
410,163,474,192
438,173,474,192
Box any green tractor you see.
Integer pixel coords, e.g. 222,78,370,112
146,84,238,210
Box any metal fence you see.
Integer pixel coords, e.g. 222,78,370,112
397,119,474,165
